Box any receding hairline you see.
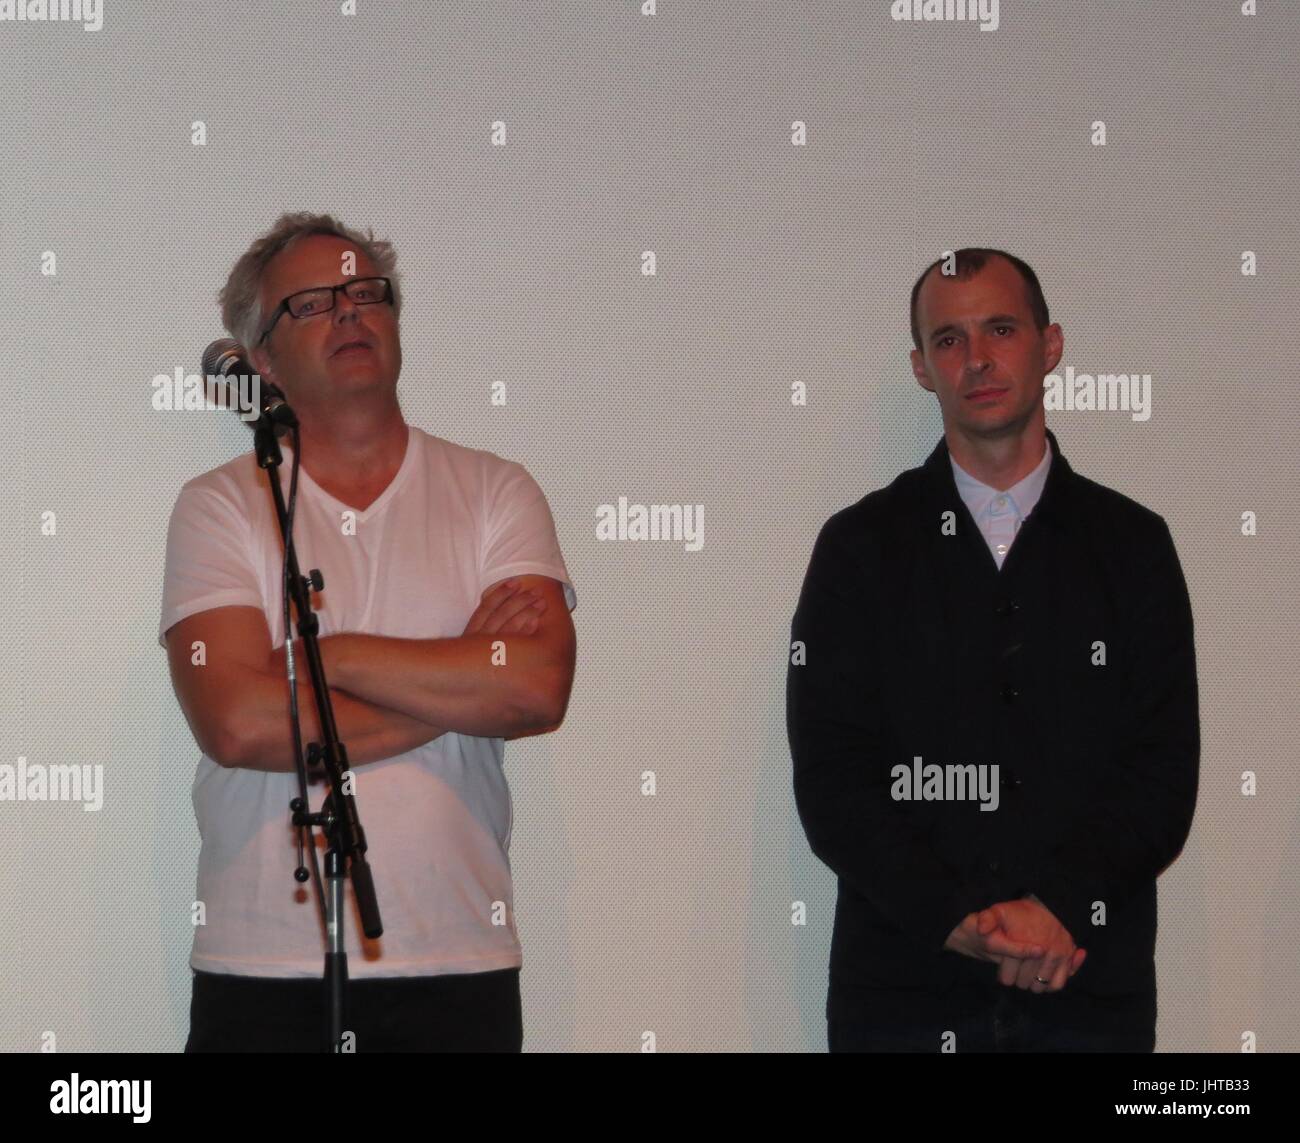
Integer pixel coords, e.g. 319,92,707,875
914,252,1037,340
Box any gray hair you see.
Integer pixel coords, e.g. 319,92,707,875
218,211,404,351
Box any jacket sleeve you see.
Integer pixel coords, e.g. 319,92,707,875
1027,517,1200,946
787,513,1009,954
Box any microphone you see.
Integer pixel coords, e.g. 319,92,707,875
201,338,298,432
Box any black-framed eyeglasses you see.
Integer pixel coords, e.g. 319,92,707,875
256,276,393,345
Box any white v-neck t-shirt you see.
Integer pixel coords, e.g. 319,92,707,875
159,424,576,978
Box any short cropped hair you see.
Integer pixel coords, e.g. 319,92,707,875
909,248,1049,351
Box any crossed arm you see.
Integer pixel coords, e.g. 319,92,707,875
228,575,574,770
299,574,574,738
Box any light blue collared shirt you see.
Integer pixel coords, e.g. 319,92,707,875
949,439,1052,570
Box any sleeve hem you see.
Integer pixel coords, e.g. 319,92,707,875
479,564,576,611
158,593,265,649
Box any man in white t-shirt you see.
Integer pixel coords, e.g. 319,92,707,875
161,212,576,1052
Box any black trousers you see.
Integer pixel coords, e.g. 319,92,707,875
184,966,523,1052
828,978,1156,1053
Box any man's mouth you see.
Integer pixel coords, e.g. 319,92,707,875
332,340,372,357
965,387,1007,401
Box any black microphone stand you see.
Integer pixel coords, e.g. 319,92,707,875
251,397,384,1054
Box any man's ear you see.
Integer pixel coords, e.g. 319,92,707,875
1042,323,1064,375
910,348,934,393
249,344,274,384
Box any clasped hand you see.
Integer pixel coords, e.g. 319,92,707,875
945,896,1086,994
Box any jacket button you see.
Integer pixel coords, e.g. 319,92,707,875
1001,684,1019,702
995,599,1020,616
987,858,1001,874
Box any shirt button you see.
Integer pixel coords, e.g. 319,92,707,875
996,543,1008,556
994,495,1008,510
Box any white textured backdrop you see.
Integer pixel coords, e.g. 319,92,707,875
1,0,1296,1051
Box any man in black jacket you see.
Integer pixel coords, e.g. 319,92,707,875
787,248,1199,1052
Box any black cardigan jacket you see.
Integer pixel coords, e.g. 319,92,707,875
787,428,1199,1018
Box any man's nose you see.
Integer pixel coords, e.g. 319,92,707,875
965,333,991,373
332,291,361,323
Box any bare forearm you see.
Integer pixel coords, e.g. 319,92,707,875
333,631,569,738
232,672,445,773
